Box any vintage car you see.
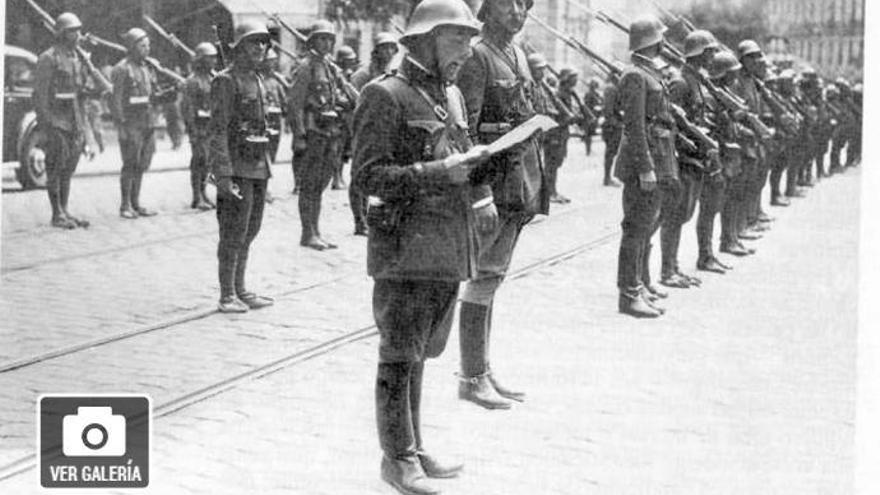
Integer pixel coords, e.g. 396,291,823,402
4,44,50,189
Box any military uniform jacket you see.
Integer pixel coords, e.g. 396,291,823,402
613,54,677,182
533,80,568,145
351,62,387,91
110,57,164,131
352,59,480,282
289,54,351,139
206,64,272,180
261,72,287,134
181,71,213,140
458,35,548,215
601,83,623,133
33,44,93,135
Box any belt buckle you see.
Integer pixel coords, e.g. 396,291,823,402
432,104,448,122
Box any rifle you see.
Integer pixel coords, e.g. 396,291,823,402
527,13,619,78
669,103,718,152
143,57,186,85
143,15,196,59
212,25,227,69
390,20,405,36
755,79,800,135
265,13,360,103
23,0,114,94
537,77,576,124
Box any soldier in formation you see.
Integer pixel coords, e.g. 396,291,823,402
110,27,176,219
206,20,275,313
352,0,485,492
32,12,105,229
181,42,218,211
289,20,356,250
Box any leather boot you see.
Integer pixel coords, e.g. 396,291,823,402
234,250,273,310
458,302,511,410
299,194,327,250
120,176,138,219
720,241,750,256
645,283,668,299
131,174,157,217
618,291,661,318
49,189,76,229
770,195,790,207
696,256,727,274
313,196,338,249
410,362,463,479
487,366,525,402
639,286,665,314
377,363,439,495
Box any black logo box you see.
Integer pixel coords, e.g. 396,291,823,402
39,395,150,488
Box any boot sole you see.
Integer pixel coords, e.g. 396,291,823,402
457,392,512,410
381,472,439,495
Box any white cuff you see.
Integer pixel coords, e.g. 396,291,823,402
472,196,494,209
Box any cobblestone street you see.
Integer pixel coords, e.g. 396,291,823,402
0,139,860,494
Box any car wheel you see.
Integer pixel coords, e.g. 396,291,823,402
16,122,48,189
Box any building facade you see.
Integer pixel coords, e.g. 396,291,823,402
765,0,864,79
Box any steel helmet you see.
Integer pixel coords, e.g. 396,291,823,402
558,66,579,84
374,32,398,47
800,66,818,79
683,30,717,58
527,52,547,70
232,20,270,49
629,17,666,52
194,42,218,59
777,68,795,81
853,83,862,95
308,20,336,42
336,45,357,61
55,12,83,31
401,0,481,46
477,0,534,22
737,39,762,59
825,85,840,98
122,28,149,49
708,51,741,79
834,77,850,89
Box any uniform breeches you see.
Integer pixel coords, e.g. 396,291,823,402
461,211,531,305
696,175,727,258
661,170,701,276
216,178,267,297
374,279,459,363
602,127,622,180
44,127,82,195
120,128,156,176
721,165,749,244
298,132,340,237
617,180,661,292
768,148,787,197
543,139,567,195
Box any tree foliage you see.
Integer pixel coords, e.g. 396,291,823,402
670,0,769,51
325,0,417,24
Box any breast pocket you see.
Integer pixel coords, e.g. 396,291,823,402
405,120,447,161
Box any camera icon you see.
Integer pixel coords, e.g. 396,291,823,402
62,406,126,457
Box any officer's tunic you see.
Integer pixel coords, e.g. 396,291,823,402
352,58,479,363
457,33,547,281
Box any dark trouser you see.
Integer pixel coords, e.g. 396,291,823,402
373,280,458,459
602,126,622,182
848,123,861,166
216,178,267,298
746,155,770,223
268,134,280,163
543,137,567,197
830,127,846,170
697,174,727,259
349,161,368,230
189,137,210,204
119,128,156,211
814,136,830,178
721,165,748,245
768,147,788,199
786,140,809,195
584,122,597,155
298,132,339,242
661,167,702,277
647,178,680,286
617,180,661,293
44,127,83,219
